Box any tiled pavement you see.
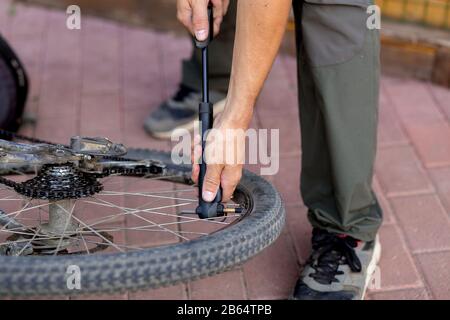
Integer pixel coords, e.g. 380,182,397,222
1,1,450,300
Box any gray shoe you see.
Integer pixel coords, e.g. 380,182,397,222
291,228,381,300
144,85,226,139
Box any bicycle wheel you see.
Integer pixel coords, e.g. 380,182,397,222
0,34,28,133
0,148,285,296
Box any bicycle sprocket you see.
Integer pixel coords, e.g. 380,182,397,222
13,163,103,200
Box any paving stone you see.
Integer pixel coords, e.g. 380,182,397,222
375,146,434,197
188,270,246,300
243,232,300,300
256,57,299,117
428,166,450,213
407,123,450,168
284,204,312,264
82,17,121,95
258,112,301,156
369,288,429,300
80,93,123,142
372,176,396,224
416,251,450,299
122,27,163,109
0,1,11,33
130,285,188,300
70,293,128,300
429,83,450,121
374,225,422,290
155,32,191,99
377,87,409,147
9,4,48,38
390,195,450,252
383,78,445,124
273,156,302,205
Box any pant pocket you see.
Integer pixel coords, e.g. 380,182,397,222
301,0,372,67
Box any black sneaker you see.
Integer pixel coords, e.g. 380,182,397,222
144,84,226,139
291,228,381,300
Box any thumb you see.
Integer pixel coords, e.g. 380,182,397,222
202,164,222,202
192,1,209,41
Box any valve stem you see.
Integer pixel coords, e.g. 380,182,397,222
222,207,243,214
180,206,243,216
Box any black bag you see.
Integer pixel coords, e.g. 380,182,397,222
0,33,28,132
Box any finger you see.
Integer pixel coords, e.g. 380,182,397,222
191,144,202,165
191,133,202,183
191,134,201,152
191,133,202,164
213,16,222,36
192,0,210,41
202,164,223,202
176,1,194,34
191,142,202,183
210,0,224,35
191,163,200,184
220,166,242,202
223,0,230,15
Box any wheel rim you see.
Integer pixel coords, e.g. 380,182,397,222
0,170,250,256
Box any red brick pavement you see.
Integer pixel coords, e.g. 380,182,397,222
1,1,449,299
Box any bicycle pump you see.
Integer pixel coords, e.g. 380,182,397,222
193,4,241,219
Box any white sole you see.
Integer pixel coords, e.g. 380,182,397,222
361,236,382,300
149,118,198,140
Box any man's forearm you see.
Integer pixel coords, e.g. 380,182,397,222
222,0,292,127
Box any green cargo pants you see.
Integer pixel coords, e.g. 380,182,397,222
182,0,383,242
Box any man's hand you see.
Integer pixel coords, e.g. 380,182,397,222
177,0,230,41
189,0,292,202
191,101,248,203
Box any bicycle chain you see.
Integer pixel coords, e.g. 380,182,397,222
0,129,165,200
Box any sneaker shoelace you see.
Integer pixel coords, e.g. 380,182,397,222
307,229,363,285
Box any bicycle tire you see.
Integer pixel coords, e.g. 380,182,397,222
0,148,285,296
0,34,29,133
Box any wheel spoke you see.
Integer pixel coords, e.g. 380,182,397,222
77,237,143,251
52,201,77,255
87,196,233,226
0,234,61,246
82,198,192,228
16,227,40,256
79,233,91,254
89,196,190,241
2,201,50,218
69,214,125,252
0,200,32,231
0,158,245,257
0,197,27,201
78,225,208,236
99,190,197,203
